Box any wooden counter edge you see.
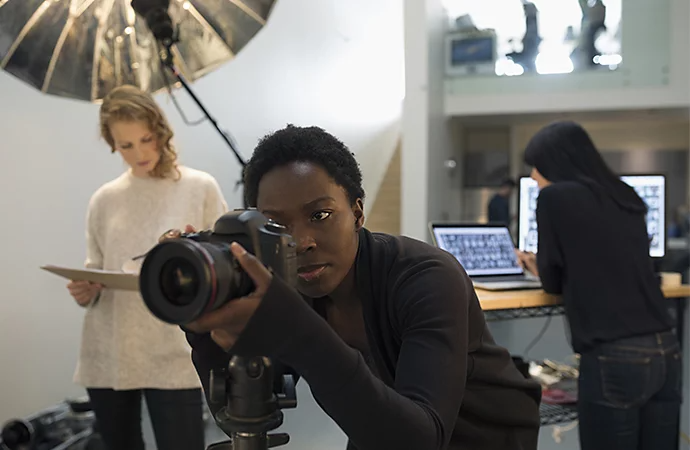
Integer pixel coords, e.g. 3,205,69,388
477,284,690,311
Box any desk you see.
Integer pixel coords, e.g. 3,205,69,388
476,285,690,321
474,285,690,427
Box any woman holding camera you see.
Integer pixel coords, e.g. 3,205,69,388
517,121,681,450
66,85,228,450
174,125,542,450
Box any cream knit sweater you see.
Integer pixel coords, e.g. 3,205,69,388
74,166,228,390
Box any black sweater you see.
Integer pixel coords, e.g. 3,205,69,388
536,181,673,353
186,228,541,450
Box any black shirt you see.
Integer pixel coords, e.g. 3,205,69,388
488,194,510,226
187,228,541,450
536,181,673,353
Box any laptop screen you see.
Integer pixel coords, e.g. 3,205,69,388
432,225,523,277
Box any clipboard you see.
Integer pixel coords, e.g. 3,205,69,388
41,265,140,291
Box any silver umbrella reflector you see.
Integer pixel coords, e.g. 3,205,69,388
0,0,276,102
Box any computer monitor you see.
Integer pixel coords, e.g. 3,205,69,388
623,175,666,258
517,177,540,254
445,30,497,77
429,224,524,277
517,174,666,258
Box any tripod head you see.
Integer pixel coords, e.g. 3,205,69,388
207,356,297,450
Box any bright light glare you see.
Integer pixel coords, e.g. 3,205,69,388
495,58,524,76
535,52,574,75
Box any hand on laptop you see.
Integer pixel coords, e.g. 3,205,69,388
515,250,539,277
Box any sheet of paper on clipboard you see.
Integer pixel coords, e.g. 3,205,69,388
41,265,139,291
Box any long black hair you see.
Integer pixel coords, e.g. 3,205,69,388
523,120,647,214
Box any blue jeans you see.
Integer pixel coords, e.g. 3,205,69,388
578,331,682,450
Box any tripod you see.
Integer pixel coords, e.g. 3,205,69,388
206,356,297,450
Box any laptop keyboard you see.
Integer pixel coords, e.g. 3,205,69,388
477,275,527,283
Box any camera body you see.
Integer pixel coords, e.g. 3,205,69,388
140,209,297,325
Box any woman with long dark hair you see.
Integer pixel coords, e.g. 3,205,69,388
519,120,681,450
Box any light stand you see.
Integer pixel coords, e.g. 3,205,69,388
162,56,246,170
129,6,298,450
130,0,247,199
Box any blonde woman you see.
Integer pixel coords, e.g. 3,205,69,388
66,85,228,450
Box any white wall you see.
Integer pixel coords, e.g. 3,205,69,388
401,0,431,241
0,1,404,445
402,0,462,242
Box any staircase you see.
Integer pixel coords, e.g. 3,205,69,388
365,140,401,235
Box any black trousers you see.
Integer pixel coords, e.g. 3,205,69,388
87,388,205,450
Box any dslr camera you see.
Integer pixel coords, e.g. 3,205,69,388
139,210,299,450
140,209,297,325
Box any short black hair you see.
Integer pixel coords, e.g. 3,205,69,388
500,178,516,188
243,125,365,207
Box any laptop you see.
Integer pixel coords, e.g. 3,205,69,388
429,223,542,291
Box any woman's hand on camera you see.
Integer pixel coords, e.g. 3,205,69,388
185,242,273,351
67,280,103,307
159,224,196,242
516,250,539,277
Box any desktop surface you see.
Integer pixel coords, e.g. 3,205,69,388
475,283,690,311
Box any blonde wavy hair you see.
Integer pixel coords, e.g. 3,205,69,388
99,85,180,180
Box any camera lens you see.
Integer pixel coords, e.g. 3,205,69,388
1,420,34,449
139,238,253,325
160,258,199,306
